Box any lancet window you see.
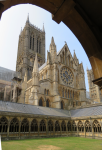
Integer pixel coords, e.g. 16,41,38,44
32,36,34,50
20,118,29,132
61,121,66,131
30,36,32,49
61,101,64,109
48,120,53,132
40,120,46,132
9,118,19,132
39,98,43,106
31,119,38,132
55,121,60,132
0,117,8,133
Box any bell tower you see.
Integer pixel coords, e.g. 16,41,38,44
16,14,45,80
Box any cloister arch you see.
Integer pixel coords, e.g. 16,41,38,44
0,0,102,90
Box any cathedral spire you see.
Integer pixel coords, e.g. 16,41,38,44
33,53,39,73
26,13,29,23
50,37,56,53
42,23,45,32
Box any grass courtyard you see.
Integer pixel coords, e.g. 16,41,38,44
2,137,102,150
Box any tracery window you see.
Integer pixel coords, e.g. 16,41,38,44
85,121,91,132
40,120,46,132
39,98,43,106
67,121,71,131
46,99,49,107
20,118,29,132
39,41,41,53
55,121,60,132
31,119,38,132
72,121,77,131
61,121,66,131
48,120,53,132
78,121,84,132
93,120,101,132
9,118,19,132
0,117,8,133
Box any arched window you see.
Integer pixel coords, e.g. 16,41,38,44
39,98,43,106
31,119,38,132
48,120,53,132
32,36,34,50
0,117,8,133
30,36,32,49
85,121,91,132
78,121,84,132
61,121,66,131
46,99,49,107
55,121,60,132
61,101,64,109
37,39,38,52
65,90,67,98
67,121,71,131
72,121,77,131
93,120,101,132
20,118,29,132
70,91,72,98
40,120,46,132
47,90,49,95
9,118,19,132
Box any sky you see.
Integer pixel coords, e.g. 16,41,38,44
0,4,92,91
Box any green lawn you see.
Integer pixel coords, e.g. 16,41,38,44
2,137,102,150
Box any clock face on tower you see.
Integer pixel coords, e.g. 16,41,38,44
60,67,73,85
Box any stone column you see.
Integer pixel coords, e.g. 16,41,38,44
77,122,79,137
60,121,62,136
66,120,68,136
38,119,40,137
53,121,55,137
7,119,10,138
29,119,31,137
91,121,94,138
84,122,86,138
46,118,48,137
19,120,21,139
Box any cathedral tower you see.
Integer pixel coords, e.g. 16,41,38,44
16,14,45,80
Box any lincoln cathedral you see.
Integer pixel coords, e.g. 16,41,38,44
0,15,102,140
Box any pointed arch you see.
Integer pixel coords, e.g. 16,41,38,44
78,121,84,132
85,120,91,132
55,121,60,132
40,120,46,132
61,120,66,131
61,100,64,109
67,121,71,131
48,120,53,132
20,118,29,132
39,97,44,106
31,119,38,132
93,120,101,132
72,121,77,131
0,117,8,133
9,118,19,132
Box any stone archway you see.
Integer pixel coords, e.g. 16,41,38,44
0,0,102,88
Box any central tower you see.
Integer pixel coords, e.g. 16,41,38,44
16,15,45,80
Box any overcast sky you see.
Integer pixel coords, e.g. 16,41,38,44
0,4,91,91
